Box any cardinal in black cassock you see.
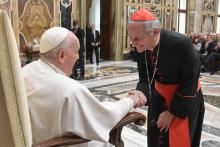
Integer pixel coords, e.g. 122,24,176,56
128,9,205,147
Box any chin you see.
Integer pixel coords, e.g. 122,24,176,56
146,48,154,51
137,48,147,53
67,72,72,76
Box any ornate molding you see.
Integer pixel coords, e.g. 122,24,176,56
20,0,53,43
0,0,8,5
61,0,71,8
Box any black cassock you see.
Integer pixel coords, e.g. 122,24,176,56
136,30,205,147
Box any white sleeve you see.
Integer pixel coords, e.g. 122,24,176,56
60,84,134,143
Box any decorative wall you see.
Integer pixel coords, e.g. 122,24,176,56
187,0,196,34
0,0,10,16
19,0,53,44
60,0,72,29
2,0,220,62
201,0,218,33
124,0,176,48
0,0,78,48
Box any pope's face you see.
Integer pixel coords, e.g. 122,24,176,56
127,22,155,53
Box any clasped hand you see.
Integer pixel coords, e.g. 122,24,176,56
127,90,147,108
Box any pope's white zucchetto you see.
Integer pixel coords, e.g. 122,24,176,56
40,27,69,53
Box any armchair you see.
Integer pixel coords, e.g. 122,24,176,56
0,10,146,147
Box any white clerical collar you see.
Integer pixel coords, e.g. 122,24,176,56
40,58,66,76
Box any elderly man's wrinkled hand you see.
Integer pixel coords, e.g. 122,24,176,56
128,90,147,108
157,111,175,132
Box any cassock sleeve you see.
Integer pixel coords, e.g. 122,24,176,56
136,51,153,105
61,83,134,143
169,37,201,118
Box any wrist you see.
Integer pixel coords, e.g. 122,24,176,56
168,111,175,118
128,96,136,107
126,97,135,108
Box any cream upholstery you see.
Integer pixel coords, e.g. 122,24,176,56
0,10,32,147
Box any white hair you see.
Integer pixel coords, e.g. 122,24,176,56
128,20,160,36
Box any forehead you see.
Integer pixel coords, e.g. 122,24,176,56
127,22,146,36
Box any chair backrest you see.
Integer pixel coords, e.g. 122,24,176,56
0,10,32,147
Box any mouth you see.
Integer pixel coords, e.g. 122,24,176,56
136,46,145,52
136,46,153,53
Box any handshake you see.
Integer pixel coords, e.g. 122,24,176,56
128,90,147,108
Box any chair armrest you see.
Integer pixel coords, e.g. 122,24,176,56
113,111,146,129
109,112,146,147
32,135,90,147
32,112,146,147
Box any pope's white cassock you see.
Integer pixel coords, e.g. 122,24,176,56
22,59,134,147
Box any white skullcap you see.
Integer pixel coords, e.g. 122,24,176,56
40,27,69,53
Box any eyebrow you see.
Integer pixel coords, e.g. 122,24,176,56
129,36,145,39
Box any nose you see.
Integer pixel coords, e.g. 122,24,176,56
131,40,138,47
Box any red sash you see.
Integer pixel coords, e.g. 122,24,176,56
155,80,201,147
